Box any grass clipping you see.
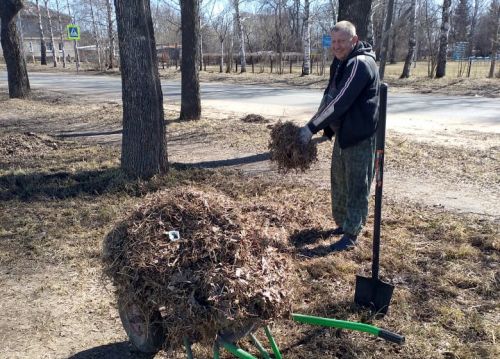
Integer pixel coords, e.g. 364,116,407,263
268,121,318,173
102,185,294,350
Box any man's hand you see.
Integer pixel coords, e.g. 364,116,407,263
298,126,313,146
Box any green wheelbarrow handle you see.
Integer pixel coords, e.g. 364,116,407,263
292,313,405,345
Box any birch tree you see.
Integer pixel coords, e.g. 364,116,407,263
212,11,230,73
0,0,31,98
67,0,80,70
435,0,452,78
44,0,57,67
55,0,66,67
302,0,311,75
105,0,115,68
35,0,47,65
234,0,246,72
115,0,168,178
88,0,102,70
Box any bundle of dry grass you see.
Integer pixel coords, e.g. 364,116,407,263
102,185,294,350
268,121,318,173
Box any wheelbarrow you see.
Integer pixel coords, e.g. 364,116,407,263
118,297,405,358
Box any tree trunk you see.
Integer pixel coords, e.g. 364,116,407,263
302,0,311,75
435,0,452,78
338,0,373,40
219,40,224,73
106,0,115,69
199,19,203,71
234,0,246,73
379,0,395,80
114,0,168,178
55,0,66,68
226,25,234,73
468,0,480,57
400,0,416,78
276,0,283,74
180,0,201,121
329,0,337,24
0,0,31,98
488,1,500,78
89,0,102,70
35,0,47,65
44,0,57,67
66,0,80,70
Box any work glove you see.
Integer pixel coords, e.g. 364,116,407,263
298,125,313,146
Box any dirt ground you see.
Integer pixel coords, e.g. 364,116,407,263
0,74,499,359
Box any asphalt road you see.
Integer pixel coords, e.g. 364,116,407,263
1,71,499,135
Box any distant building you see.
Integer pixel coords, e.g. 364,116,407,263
0,1,76,62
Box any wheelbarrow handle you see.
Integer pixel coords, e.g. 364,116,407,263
378,328,406,345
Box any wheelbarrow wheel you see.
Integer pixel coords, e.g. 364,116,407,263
118,297,165,354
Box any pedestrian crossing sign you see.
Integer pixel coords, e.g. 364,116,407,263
67,24,80,40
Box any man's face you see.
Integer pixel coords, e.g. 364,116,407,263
331,31,358,61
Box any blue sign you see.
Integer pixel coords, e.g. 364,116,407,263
67,24,80,40
322,34,332,48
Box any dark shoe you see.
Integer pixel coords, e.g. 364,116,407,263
330,234,357,252
330,227,344,235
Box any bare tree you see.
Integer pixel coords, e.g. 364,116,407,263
435,0,452,78
88,0,102,70
0,0,31,98
54,0,66,68
35,0,47,65
115,0,168,178
234,0,246,72
379,0,395,80
468,0,481,57
66,0,80,70
44,0,57,67
212,11,230,73
302,0,311,75
401,0,417,78
105,0,115,69
180,0,201,121
488,0,499,78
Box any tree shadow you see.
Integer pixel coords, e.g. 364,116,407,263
0,154,273,201
0,167,130,201
181,152,271,169
67,341,154,359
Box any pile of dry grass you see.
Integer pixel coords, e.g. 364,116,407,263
268,121,318,173
102,185,294,350
0,132,58,158
241,114,269,124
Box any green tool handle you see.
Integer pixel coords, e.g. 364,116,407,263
292,313,405,345
219,340,258,359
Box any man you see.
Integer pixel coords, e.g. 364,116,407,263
298,20,380,251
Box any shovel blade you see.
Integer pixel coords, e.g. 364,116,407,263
354,275,394,316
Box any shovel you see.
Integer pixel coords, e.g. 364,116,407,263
354,83,394,316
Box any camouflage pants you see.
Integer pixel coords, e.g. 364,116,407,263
330,135,376,236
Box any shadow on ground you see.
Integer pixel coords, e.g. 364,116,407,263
0,152,273,200
67,341,154,359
